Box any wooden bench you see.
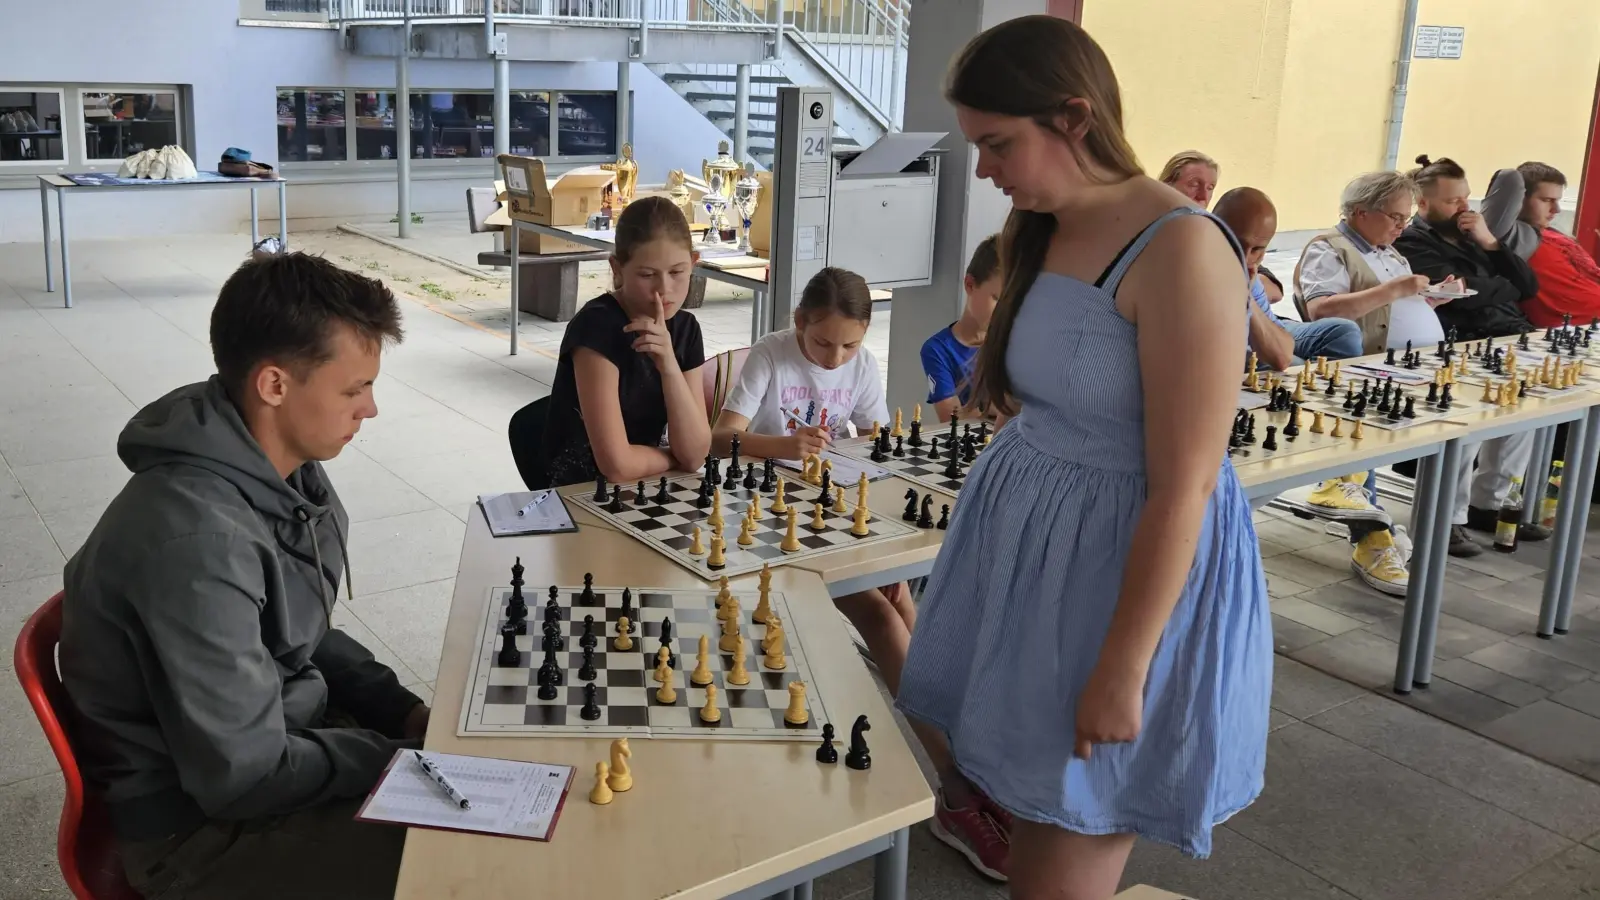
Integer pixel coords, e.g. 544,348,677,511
478,250,711,322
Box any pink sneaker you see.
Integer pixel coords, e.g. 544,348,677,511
930,793,1009,882
974,790,1014,836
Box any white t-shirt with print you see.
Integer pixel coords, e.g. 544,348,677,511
721,328,889,438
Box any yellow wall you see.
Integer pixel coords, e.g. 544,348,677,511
1082,0,1600,231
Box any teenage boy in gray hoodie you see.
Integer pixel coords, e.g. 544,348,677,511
60,251,429,899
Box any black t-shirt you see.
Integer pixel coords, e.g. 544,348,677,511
539,293,705,487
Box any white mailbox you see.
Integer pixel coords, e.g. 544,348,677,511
827,149,942,290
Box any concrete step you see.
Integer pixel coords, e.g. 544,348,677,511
705,110,778,123
682,90,778,104
661,72,789,85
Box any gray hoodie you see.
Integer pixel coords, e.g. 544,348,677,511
61,377,422,842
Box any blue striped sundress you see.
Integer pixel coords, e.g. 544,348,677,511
895,207,1273,858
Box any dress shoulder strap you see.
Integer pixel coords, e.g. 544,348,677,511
1095,207,1246,296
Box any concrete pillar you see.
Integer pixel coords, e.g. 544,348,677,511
883,0,1047,414
734,64,751,162
616,61,632,150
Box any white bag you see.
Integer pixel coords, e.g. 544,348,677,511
117,145,197,180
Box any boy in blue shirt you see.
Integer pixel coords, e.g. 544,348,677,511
922,235,1000,423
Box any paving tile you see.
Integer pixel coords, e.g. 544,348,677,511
1453,552,1547,583
1257,537,1297,558
0,574,63,665
1393,674,1519,729
0,775,70,897
1478,701,1600,781
0,513,65,586
11,454,129,515
0,466,32,521
1267,571,1314,600
1265,553,1351,591
1272,613,1330,654
1254,517,1341,552
1484,844,1600,899
1505,633,1600,673
345,579,455,684
1269,709,1295,731
0,671,60,789
38,502,106,562
1272,596,1365,636
0,400,133,467
1443,590,1543,635
1119,826,1356,900
345,509,466,598
380,444,524,521
1466,641,1595,692
1229,723,1570,900
1310,693,1600,840
1443,565,1510,593
1270,656,1367,720
1550,679,1600,719
810,822,1005,900
1290,628,1406,690
329,604,422,687
319,449,438,524
1430,657,1550,707
1294,580,1406,625
350,408,502,466
1362,611,1506,660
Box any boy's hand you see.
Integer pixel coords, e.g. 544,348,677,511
785,425,831,459
624,295,678,373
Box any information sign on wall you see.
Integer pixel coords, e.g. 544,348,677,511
1414,25,1465,59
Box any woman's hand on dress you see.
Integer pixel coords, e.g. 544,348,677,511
1073,662,1145,760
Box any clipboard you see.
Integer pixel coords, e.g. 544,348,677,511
477,490,579,537
356,749,575,842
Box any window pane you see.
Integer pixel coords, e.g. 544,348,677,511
0,91,65,162
277,90,346,162
82,91,179,161
509,91,550,157
411,92,495,159
354,92,402,161
557,92,616,157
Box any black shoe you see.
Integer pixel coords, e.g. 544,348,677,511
1448,525,1484,557
1467,505,1553,542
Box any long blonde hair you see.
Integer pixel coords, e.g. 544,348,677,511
1158,150,1220,186
945,15,1143,415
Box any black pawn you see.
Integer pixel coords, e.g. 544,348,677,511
536,668,559,701
1439,384,1453,410
1518,380,1529,398
541,621,561,653
696,479,712,509
654,476,672,504
1245,414,1258,444
928,436,941,459
870,434,887,463
1282,403,1301,438
816,723,839,764
1261,425,1279,451
759,459,776,494
892,435,905,458
578,645,597,681
917,495,935,529
1343,386,1356,409
743,462,758,490
541,647,564,687
593,476,609,503
903,488,919,522
497,622,520,667
659,617,676,668
845,714,872,770
580,682,601,720
723,457,740,491
962,434,977,463
635,480,648,507
908,417,923,448
936,504,950,530
607,487,625,514
580,573,596,606
1427,382,1439,404
579,614,598,650
1398,395,1414,419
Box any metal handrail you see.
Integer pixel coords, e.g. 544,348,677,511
331,0,779,32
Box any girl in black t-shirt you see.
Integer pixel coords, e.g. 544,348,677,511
538,197,711,487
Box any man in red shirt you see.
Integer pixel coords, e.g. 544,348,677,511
1490,162,1600,327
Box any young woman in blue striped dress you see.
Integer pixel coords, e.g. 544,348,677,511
896,16,1273,898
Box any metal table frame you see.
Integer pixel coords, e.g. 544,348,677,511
506,219,770,355
37,174,288,308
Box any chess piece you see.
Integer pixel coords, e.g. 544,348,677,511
593,476,609,503
781,507,802,552
708,487,724,530
578,645,597,681
580,573,596,606
746,488,763,521
590,761,614,805
659,617,676,668
893,435,905,458
917,494,935,529
771,479,789,515
810,502,827,532
1309,410,1325,434
816,723,839,764
1351,419,1365,440
700,683,722,723
833,484,848,514
727,635,751,685
903,488,919,522
762,616,787,669
759,458,776,493
738,516,755,547
928,435,941,459
845,715,872,770
743,462,758,490
613,615,634,651
607,738,632,792
497,622,520,667
654,476,671,504
727,433,741,483
784,681,809,725
707,535,727,570
635,480,647,506
688,525,705,556
936,504,950,529
719,601,742,652
1329,416,1344,438
656,664,677,704
891,407,904,438
580,682,601,720
754,570,773,623
653,645,671,682
691,635,714,686
851,503,871,537
816,464,833,504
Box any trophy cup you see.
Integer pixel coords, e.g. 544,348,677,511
734,162,760,253
702,140,741,242
702,171,729,244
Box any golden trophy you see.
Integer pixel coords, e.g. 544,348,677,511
702,140,742,240
600,142,638,217
666,168,694,222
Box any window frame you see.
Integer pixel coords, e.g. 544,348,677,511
77,86,184,165
0,86,69,169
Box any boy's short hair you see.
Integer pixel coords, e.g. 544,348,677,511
1517,161,1567,196
965,234,1001,284
211,252,404,399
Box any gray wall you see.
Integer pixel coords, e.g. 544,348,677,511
0,0,728,242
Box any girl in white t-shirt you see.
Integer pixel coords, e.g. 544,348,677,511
711,268,919,683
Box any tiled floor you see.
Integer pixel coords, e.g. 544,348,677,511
3,231,1600,899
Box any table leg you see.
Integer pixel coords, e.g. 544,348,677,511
1555,404,1600,632
509,221,521,356
871,826,909,900
750,286,767,346
58,188,72,309
250,187,260,248
1540,412,1589,636
1394,451,1442,693
766,890,795,900
794,881,814,900
1413,437,1465,687
278,181,289,250
39,182,53,294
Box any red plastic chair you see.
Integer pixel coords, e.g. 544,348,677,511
14,591,143,900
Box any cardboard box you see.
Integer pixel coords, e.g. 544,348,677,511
1115,886,1199,900
493,155,615,254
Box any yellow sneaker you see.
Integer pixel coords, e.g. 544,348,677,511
1351,530,1409,597
1306,476,1390,523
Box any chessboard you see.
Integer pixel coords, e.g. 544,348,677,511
830,415,992,497
566,459,920,581
458,572,835,742
1228,400,1369,464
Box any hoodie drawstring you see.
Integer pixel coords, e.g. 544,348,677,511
296,507,334,630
